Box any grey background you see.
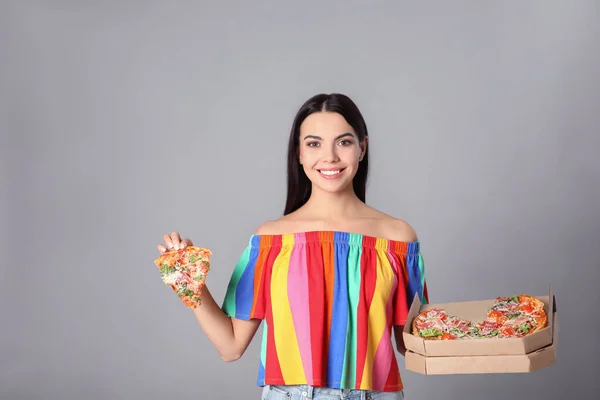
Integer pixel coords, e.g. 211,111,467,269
2,1,599,399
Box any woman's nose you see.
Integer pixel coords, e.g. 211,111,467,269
322,145,339,162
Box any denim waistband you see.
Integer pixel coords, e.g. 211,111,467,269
262,384,404,399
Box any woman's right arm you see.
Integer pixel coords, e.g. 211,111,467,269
190,285,261,361
158,232,261,362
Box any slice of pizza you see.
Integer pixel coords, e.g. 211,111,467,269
154,246,212,309
487,294,548,336
411,308,449,340
412,308,472,340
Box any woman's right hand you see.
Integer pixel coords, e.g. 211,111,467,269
157,232,194,254
156,233,261,362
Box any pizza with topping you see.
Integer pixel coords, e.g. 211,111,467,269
154,246,212,308
412,294,547,340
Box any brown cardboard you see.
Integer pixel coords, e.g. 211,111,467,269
403,284,555,357
405,308,558,375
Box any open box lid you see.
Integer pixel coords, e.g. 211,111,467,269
402,283,555,357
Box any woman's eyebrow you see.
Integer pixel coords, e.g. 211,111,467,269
303,132,355,141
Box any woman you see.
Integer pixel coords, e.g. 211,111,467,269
157,93,428,399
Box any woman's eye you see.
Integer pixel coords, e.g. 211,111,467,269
338,140,353,146
307,142,320,147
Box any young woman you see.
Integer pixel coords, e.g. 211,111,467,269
157,93,428,399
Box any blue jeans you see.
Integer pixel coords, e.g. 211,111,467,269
261,384,404,400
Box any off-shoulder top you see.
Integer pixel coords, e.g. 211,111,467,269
221,231,428,392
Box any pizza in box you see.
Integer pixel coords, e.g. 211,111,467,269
154,246,212,308
412,294,548,340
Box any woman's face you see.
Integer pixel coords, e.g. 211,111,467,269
298,111,367,195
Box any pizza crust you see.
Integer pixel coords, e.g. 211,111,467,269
518,294,545,312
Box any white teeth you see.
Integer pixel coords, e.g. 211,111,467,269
320,170,341,175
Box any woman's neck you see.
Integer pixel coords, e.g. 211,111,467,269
301,185,365,221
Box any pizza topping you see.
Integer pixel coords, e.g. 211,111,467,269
517,322,532,334
476,320,501,336
499,326,514,336
511,315,531,325
518,304,535,315
505,312,520,319
419,328,443,338
414,320,434,330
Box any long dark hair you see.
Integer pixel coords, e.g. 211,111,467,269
283,93,370,215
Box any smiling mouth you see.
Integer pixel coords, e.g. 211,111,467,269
318,168,346,177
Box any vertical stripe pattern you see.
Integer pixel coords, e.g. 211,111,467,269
221,231,427,392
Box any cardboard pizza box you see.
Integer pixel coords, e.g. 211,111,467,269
403,285,558,375
405,306,558,375
403,284,555,357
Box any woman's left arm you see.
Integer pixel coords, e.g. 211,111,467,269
393,325,406,356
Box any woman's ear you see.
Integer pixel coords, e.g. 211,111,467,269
360,137,368,160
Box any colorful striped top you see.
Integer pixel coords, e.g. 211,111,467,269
221,231,428,392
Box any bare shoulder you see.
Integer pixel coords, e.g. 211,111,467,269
253,220,281,235
365,207,419,242
382,217,419,242
253,216,298,236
